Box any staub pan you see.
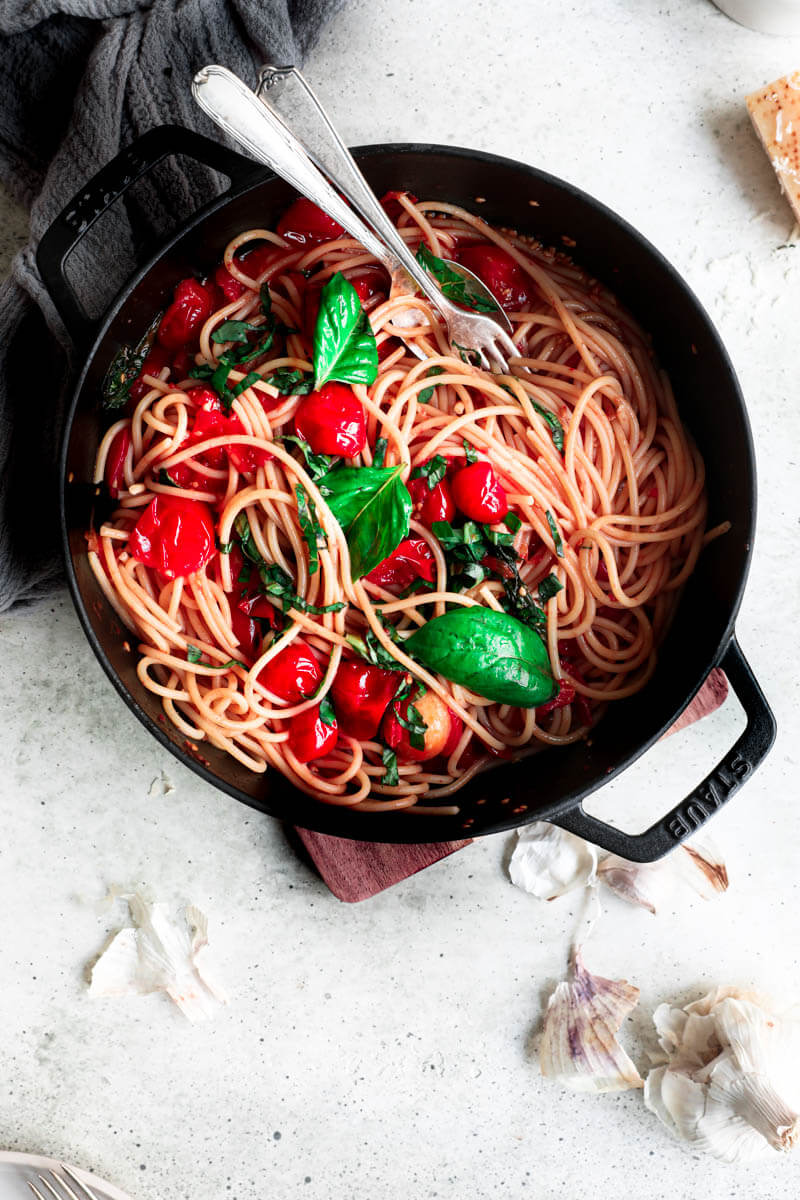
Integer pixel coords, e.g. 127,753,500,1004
38,125,776,858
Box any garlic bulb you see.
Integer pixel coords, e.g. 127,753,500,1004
645,987,800,1161
540,948,643,1092
597,837,728,914
89,889,228,1022
509,822,597,900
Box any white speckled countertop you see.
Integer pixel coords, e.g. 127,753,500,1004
2,1,799,1197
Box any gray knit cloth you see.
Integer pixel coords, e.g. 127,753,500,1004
0,0,343,612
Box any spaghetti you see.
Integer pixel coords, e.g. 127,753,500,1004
90,194,717,814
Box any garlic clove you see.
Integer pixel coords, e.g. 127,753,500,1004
509,822,597,900
540,948,644,1092
645,989,800,1161
597,835,728,914
89,889,228,1022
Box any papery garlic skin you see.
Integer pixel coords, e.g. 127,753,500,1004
645,988,800,1162
89,889,228,1022
509,823,597,900
598,836,728,914
540,948,643,1093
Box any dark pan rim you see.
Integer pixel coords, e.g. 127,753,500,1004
58,140,756,843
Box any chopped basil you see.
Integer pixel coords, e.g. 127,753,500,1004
317,463,412,581
372,437,388,469
504,512,522,532
410,454,448,491
381,745,399,787
345,630,406,672
217,539,234,554
101,315,160,410
234,512,262,563
296,484,325,575
418,365,445,404
313,271,378,388
545,509,565,557
257,562,345,615
211,320,261,345
186,645,203,663
463,438,479,465
531,401,565,454
538,573,564,604
159,468,179,488
266,367,315,396
502,571,546,631
393,697,427,750
453,341,482,366
277,433,337,481
319,695,336,727
415,243,499,314
259,283,272,317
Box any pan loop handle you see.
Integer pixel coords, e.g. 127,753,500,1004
552,638,776,861
36,124,263,349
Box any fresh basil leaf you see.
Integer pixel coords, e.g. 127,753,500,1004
418,365,445,404
277,434,337,481
188,363,214,381
266,367,315,396
345,631,406,672
381,745,399,787
186,645,202,664
319,695,336,726
410,454,447,490
405,606,555,707
372,437,388,469
393,699,427,750
504,512,522,532
234,512,262,563
416,243,499,314
313,271,378,387
296,484,325,575
463,438,479,465
502,571,547,631
318,464,412,580
432,520,490,565
259,283,272,316
546,509,565,558
532,401,565,454
211,320,261,345
538,573,564,604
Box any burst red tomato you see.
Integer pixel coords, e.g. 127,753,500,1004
535,679,577,718
408,473,455,525
293,382,366,457
258,642,322,704
451,461,509,523
277,198,344,247
128,495,216,579
456,244,534,312
157,278,216,351
365,538,436,592
331,661,399,740
379,190,419,222
383,689,456,763
105,426,131,497
287,703,338,763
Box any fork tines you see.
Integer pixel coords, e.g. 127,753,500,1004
28,1164,103,1200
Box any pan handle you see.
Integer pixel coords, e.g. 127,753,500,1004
36,124,263,348
552,638,776,862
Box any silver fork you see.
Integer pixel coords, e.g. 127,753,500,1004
27,1164,102,1200
192,65,520,373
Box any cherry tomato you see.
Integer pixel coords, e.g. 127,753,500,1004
301,276,325,339
230,606,260,663
535,679,576,718
451,461,509,523
157,278,217,351
184,388,272,476
379,190,419,222
365,538,436,592
330,661,399,740
105,426,131,497
294,382,366,457
277,198,344,247
258,642,322,703
456,244,534,312
171,348,194,380
440,711,465,759
129,343,171,402
287,703,338,763
350,267,389,307
214,261,246,302
383,689,455,762
128,495,216,579
408,474,455,525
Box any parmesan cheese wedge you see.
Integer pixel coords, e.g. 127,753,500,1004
746,71,800,224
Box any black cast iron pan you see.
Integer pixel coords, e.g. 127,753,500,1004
37,125,776,858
